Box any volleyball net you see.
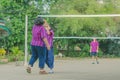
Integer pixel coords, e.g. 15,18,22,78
38,14,120,57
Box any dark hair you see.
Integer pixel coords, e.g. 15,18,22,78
34,17,44,25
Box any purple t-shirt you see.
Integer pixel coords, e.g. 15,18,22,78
47,29,54,47
31,25,47,47
90,41,99,52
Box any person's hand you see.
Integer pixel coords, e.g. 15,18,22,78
47,45,50,50
42,38,50,50
45,26,50,30
96,50,98,53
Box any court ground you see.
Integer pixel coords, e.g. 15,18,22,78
0,58,120,80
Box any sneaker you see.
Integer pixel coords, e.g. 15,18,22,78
97,61,99,64
49,69,54,74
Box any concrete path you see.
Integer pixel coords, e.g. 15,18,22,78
0,58,120,80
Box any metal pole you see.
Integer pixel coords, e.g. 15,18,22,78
24,15,28,66
53,37,120,39
38,14,120,18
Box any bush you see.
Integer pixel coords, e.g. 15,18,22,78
8,46,24,61
0,48,6,59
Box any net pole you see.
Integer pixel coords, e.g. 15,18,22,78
24,15,28,66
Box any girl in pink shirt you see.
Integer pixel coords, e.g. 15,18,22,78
90,38,99,64
44,20,54,74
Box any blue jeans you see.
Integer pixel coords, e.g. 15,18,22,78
29,45,47,68
46,47,54,69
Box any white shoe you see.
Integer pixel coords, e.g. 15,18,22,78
49,69,54,74
97,61,99,64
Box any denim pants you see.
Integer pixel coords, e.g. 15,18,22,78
29,45,47,68
46,47,54,69
91,52,97,56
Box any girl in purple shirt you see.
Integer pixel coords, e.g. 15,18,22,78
26,17,50,74
44,20,54,74
90,38,99,64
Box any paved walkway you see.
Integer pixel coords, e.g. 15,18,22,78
0,58,120,80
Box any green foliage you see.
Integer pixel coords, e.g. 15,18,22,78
10,46,23,56
0,0,43,52
50,0,120,37
98,49,103,57
0,47,6,59
80,44,90,57
9,46,24,61
49,0,120,57
0,48,6,56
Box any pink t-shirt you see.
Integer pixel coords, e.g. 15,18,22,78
47,29,54,47
90,41,99,52
31,25,47,47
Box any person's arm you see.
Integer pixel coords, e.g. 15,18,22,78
96,46,99,53
41,27,50,50
90,42,92,52
96,42,99,53
43,38,50,50
96,43,99,53
46,28,50,35
45,24,51,35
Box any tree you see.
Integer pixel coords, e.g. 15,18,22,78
49,0,120,57
0,0,44,51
